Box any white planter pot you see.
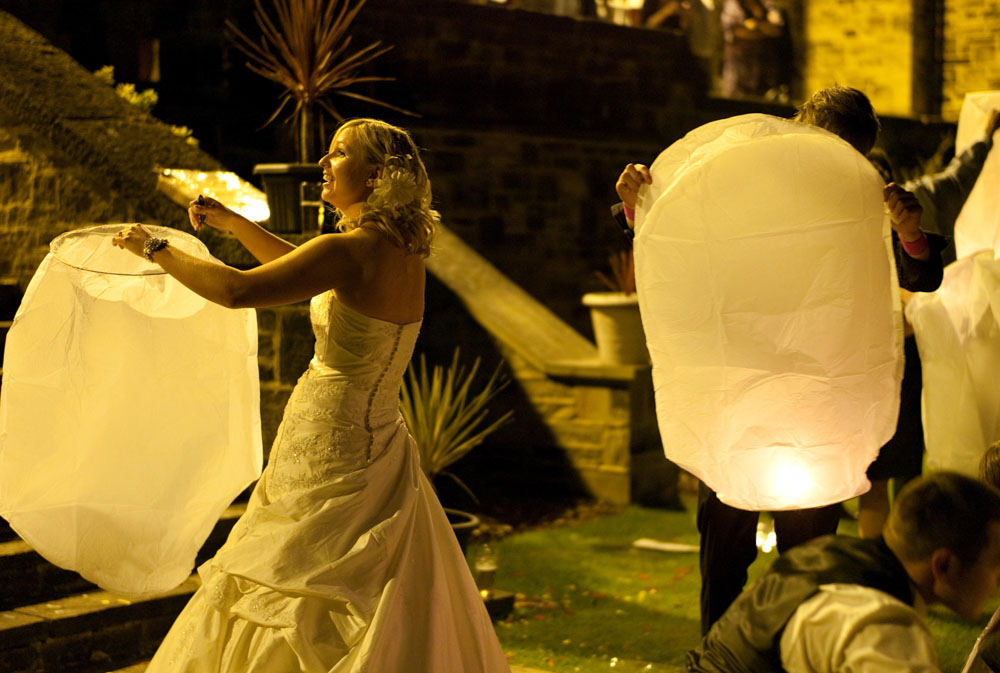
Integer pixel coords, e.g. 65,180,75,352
582,292,649,365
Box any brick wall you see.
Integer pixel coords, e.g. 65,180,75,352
414,126,664,336
942,0,1000,121
802,0,914,117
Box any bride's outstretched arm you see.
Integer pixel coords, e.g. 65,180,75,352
113,224,366,309
188,196,296,264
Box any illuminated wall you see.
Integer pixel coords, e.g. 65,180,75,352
801,0,915,117
942,0,1000,121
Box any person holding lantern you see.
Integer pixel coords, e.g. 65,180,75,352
687,471,1000,673
858,108,1000,542
613,86,945,634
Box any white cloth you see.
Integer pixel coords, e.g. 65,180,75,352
779,583,940,673
906,250,1000,476
0,224,261,597
962,605,1000,673
954,91,1000,261
146,292,510,673
634,114,902,511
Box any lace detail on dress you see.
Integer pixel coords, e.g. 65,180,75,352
265,375,370,500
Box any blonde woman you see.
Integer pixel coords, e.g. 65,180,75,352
115,119,510,672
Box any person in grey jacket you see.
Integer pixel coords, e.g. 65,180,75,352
904,108,998,264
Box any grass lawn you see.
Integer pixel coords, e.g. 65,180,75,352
489,495,998,673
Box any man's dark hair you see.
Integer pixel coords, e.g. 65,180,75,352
793,86,881,155
867,147,896,184
981,440,1000,491
885,471,1000,566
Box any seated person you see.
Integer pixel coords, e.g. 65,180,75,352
687,471,1000,672
963,440,1000,673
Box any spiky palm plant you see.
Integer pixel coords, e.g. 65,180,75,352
596,248,636,295
226,0,413,162
400,349,514,501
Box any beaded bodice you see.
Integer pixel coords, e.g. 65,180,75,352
308,291,420,388
264,291,421,499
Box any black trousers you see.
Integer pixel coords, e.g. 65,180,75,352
696,481,841,635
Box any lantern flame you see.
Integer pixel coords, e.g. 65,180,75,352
771,458,817,504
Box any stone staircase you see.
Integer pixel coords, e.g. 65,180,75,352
0,504,246,673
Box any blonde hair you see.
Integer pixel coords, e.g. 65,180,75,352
333,118,438,256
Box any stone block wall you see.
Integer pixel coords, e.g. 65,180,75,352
942,0,1000,120
353,0,706,139
414,126,664,337
801,0,914,117
0,109,138,283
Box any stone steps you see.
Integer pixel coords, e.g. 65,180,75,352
0,504,244,613
0,504,244,673
0,576,199,673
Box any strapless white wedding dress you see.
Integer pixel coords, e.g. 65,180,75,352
147,291,510,672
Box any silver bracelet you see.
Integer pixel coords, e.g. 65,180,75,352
143,237,169,261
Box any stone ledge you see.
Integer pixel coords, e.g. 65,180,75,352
543,357,649,385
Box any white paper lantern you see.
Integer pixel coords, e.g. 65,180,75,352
0,225,262,596
954,91,1000,261
634,114,902,510
906,252,1000,476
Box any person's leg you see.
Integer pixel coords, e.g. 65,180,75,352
857,479,891,539
772,502,841,553
697,481,758,634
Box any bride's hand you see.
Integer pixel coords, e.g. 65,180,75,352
111,223,152,258
188,195,241,233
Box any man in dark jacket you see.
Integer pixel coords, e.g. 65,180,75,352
687,471,1000,672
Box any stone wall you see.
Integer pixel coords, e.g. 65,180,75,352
801,0,914,117
942,0,1000,121
413,126,665,337
796,0,1000,121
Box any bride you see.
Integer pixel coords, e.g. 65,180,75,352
113,119,511,672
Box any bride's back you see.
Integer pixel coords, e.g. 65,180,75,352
333,229,425,326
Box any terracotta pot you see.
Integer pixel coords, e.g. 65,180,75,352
444,507,480,553
582,291,649,365
252,163,323,233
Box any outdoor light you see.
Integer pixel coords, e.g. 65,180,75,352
157,168,270,223
634,114,901,511
0,225,262,596
756,518,776,553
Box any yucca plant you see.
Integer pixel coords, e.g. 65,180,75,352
595,247,636,295
400,348,514,501
225,0,413,162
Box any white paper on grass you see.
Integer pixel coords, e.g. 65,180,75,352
0,224,262,597
907,252,1000,476
634,114,902,511
954,91,1000,261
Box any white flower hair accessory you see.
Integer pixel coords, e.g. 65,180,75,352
367,154,421,214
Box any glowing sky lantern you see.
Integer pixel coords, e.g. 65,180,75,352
634,114,902,511
0,225,262,596
906,251,1000,476
954,92,1000,261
